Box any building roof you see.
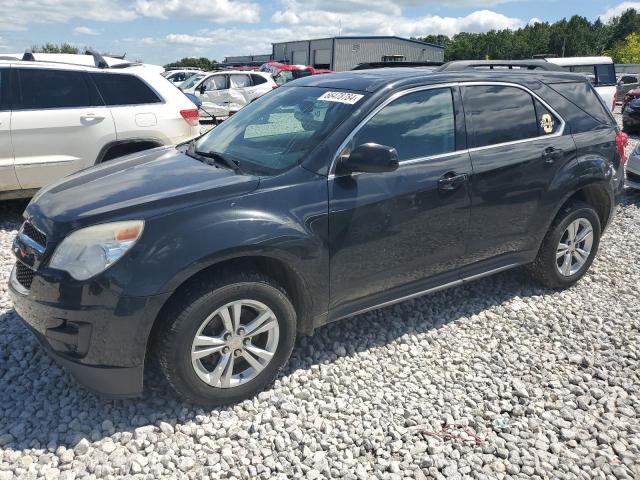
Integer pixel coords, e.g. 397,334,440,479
272,36,444,50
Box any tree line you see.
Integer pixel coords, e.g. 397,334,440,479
418,8,640,63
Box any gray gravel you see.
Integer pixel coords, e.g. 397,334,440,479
0,111,639,479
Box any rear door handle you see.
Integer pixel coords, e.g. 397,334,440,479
542,146,563,164
438,172,468,191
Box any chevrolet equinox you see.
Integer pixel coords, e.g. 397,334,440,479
10,68,626,406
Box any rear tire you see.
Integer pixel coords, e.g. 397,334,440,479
528,201,601,289
155,272,297,406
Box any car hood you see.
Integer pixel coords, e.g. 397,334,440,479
26,146,260,229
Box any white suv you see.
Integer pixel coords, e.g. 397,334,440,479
0,57,200,199
180,71,276,120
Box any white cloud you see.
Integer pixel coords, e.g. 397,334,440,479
134,0,260,23
164,8,524,58
74,26,100,36
0,0,259,32
599,2,640,21
270,3,524,38
528,17,542,25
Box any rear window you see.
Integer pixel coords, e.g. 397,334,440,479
548,82,613,125
462,85,539,148
14,68,100,110
92,73,161,106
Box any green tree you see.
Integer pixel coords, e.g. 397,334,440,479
608,32,640,63
164,57,218,71
31,43,79,54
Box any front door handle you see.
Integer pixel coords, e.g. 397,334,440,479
80,113,105,120
438,172,468,191
542,146,563,164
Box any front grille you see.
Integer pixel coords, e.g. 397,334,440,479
627,170,640,183
16,262,35,290
21,222,47,248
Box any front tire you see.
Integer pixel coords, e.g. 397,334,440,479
155,272,297,406
529,201,601,289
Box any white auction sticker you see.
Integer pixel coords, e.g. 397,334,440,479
318,91,364,104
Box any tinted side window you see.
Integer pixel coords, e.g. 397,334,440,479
548,82,612,125
251,74,268,85
463,85,538,148
595,64,616,86
16,68,96,109
352,88,455,161
92,73,161,106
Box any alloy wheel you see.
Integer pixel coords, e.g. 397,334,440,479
190,299,280,388
556,218,594,277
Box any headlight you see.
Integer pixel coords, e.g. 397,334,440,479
49,221,144,280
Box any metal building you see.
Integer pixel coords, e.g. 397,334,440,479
271,36,444,71
222,54,272,67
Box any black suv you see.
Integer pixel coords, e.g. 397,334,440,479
10,68,625,405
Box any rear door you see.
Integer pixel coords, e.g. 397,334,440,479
199,74,229,118
461,83,576,268
0,66,20,192
11,67,116,189
228,74,253,113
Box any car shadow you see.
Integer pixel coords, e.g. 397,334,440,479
1,191,638,453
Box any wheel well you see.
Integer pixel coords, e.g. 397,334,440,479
100,140,163,163
146,256,313,365
561,184,612,229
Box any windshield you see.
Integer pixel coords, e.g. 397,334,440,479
195,86,363,175
181,73,206,89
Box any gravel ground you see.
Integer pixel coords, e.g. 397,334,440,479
0,112,639,480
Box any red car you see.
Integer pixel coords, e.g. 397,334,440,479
259,62,331,86
622,87,640,111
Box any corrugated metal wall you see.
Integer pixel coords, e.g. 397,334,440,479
224,54,271,63
333,38,443,71
271,37,444,71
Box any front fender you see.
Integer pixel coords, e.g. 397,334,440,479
112,168,330,320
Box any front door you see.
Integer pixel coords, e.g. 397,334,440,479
10,67,116,189
328,86,472,313
0,67,19,192
461,83,577,266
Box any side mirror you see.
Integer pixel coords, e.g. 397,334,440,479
341,143,399,174
198,84,207,94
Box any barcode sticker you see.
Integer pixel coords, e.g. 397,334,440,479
318,91,364,104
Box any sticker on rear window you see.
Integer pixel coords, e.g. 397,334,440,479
318,91,364,104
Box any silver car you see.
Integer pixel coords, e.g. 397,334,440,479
626,143,640,189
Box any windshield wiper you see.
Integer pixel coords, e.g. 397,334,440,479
185,142,243,174
195,150,243,174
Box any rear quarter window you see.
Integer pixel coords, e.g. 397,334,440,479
251,74,268,86
547,82,613,126
92,73,162,106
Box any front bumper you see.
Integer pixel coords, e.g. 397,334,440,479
9,263,171,398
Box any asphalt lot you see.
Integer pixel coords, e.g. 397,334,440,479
0,111,638,479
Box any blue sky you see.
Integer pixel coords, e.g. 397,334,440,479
0,0,637,65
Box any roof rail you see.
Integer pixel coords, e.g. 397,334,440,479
85,49,109,69
436,60,564,72
22,50,35,61
352,61,443,70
